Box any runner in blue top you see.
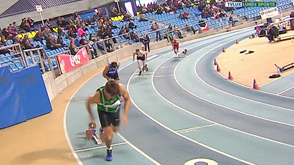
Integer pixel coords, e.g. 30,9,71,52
103,61,120,81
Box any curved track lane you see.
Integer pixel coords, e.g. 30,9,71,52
66,28,294,165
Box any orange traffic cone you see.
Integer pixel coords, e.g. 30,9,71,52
216,63,221,72
253,79,259,90
214,59,217,65
236,39,238,44
222,47,225,52
228,71,233,80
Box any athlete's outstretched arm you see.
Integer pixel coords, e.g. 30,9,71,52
119,84,131,124
102,65,110,80
133,53,136,61
86,92,100,123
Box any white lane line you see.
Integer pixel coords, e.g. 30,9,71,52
153,75,174,78
278,85,294,95
176,124,217,134
147,55,158,61
75,142,127,153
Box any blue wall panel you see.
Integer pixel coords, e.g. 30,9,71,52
0,66,52,129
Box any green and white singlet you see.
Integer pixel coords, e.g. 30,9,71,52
96,86,121,113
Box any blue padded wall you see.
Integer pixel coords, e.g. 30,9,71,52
0,66,52,129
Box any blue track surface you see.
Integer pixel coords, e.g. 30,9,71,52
65,28,294,165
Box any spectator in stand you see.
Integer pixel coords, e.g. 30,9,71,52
77,25,87,37
1,28,12,40
220,10,227,19
184,0,192,8
185,23,197,34
89,33,96,42
290,11,294,30
73,11,79,19
67,26,77,38
57,35,65,47
79,38,97,58
111,6,119,16
228,15,235,27
96,36,105,52
27,17,34,28
105,36,114,52
13,35,22,45
151,21,161,41
20,18,31,32
34,28,45,42
174,25,183,39
120,7,126,15
75,15,83,27
57,25,65,37
42,27,52,39
23,38,34,49
198,19,206,28
97,8,103,19
44,18,53,31
69,38,79,55
138,14,149,22
119,25,130,39
290,10,294,18
0,35,11,54
184,11,190,19
244,13,248,21
74,35,80,47
0,35,8,46
128,20,137,30
68,16,75,25
122,13,132,22
22,34,34,49
46,35,62,50
11,22,18,32
155,6,163,14
7,24,17,37
86,16,92,26
57,17,69,28
141,31,150,52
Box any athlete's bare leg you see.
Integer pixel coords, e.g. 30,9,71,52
137,60,143,75
174,48,179,57
102,125,118,161
142,60,146,71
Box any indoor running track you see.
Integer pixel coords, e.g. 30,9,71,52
65,27,294,165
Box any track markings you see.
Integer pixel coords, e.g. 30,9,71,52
176,124,217,134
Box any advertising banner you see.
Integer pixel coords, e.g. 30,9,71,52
57,47,90,73
260,7,279,19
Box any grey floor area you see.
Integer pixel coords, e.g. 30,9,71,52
66,28,294,165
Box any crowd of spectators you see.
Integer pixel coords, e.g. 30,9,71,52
0,0,236,59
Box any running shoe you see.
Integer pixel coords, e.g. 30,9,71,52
106,148,113,161
139,71,142,75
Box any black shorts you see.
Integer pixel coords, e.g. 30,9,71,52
137,57,145,61
98,107,120,128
